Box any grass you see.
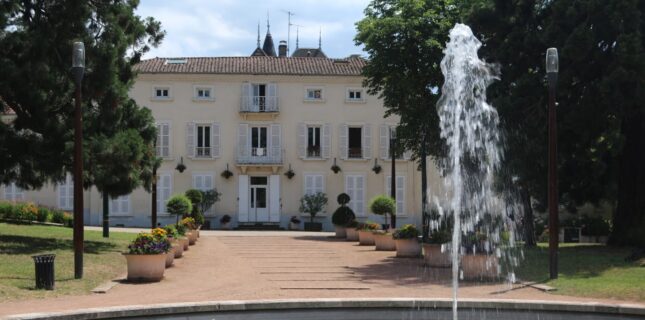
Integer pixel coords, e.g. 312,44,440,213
514,243,645,302
0,222,136,301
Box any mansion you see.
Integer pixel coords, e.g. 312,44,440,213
1,28,444,231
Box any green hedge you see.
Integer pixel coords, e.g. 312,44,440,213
0,201,72,226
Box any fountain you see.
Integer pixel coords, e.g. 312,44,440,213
435,23,515,319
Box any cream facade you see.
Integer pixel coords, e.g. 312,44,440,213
2,57,445,231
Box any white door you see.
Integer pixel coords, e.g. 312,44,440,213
250,176,269,222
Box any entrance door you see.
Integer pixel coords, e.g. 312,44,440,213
250,176,269,222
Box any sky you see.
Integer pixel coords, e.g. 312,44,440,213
136,0,372,60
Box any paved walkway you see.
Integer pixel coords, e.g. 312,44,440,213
1,232,643,318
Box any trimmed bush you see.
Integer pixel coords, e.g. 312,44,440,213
393,224,420,239
332,206,356,226
166,195,192,223
51,209,65,224
36,207,52,222
369,195,396,225
0,201,13,218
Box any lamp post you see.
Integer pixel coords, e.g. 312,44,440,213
546,47,559,280
71,41,85,279
390,127,396,229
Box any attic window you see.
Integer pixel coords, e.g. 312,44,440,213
165,58,187,65
333,59,349,64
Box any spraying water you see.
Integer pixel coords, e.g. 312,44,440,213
436,24,514,320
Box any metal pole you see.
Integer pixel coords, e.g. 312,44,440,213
73,79,84,279
390,130,396,229
547,72,558,280
152,165,157,229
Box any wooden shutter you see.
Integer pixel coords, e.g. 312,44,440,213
363,124,372,159
211,122,220,158
339,124,348,160
380,124,389,160
298,123,306,159
270,124,281,160
238,124,249,159
186,122,195,158
238,175,249,222
322,123,331,159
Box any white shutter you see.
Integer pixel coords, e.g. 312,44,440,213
157,174,172,214
238,124,249,159
242,82,252,110
186,122,195,158
339,124,348,160
270,124,281,159
396,176,405,215
211,122,220,158
304,175,313,195
315,175,324,194
298,123,306,159
355,176,365,215
269,175,280,222
380,124,389,160
204,175,213,189
322,123,331,159
267,83,278,110
363,124,372,159
238,175,249,222
162,123,170,157
193,175,203,189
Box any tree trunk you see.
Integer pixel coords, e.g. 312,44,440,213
421,132,429,242
611,113,645,248
520,186,536,247
151,170,157,229
102,192,109,238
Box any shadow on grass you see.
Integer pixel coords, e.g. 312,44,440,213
0,235,120,255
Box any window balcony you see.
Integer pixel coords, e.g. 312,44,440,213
240,96,279,113
196,147,211,158
237,146,283,165
348,147,363,159
307,146,321,158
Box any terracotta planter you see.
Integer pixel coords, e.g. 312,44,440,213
123,253,166,282
172,240,183,258
423,243,451,267
373,233,396,251
358,230,375,245
346,228,359,241
289,222,300,230
187,231,197,245
221,222,231,230
334,226,347,238
181,237,189,251
165,249,175,268
461,254,499,281
395,238,421,257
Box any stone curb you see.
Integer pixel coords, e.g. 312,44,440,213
4,298,645,319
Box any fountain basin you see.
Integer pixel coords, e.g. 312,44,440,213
7,298,644,320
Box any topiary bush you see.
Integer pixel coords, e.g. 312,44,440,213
166,195,192,223
332,206,356,227
369,195,396,225
393,224,420,240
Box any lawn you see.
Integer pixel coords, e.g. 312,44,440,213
514,243,645,302
0,222,136,301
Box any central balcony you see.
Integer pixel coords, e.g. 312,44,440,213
240,96,279,121
236,146,283,173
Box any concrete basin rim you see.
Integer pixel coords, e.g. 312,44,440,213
5,298,645,320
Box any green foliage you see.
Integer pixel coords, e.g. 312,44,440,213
185,189,203,207
174,223,187,237
36,207,51,222
127,232,171,255
198,188,221,216
192,212,205,227
427,229,451,244
359,221,381,231
62,212,74,228
166,195,192,217
369,195,396,216
332,206,356,226
299,192,328,223
337,193,350,205
393,224,420,239
162,224,179,239
51,210,66,224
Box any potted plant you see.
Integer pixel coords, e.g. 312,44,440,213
358,221,380,245
181,217,198,245
163,224,184,259
220,214,231,229
166,194,192,224
330,158,341,174
284,164,295,179
393,224,421,257
299,192,328,231
372,230,396,251
289,216,301,230
369,195,396,231
123,230,171,282
461,231,499,280
221,164,234,179
345,220,360,241
332,193,356,238
423,228,452,267
175,222,190,251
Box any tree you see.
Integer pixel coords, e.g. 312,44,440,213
198,188,221,217
166,195,192,224
468,0,645,247
0,0,164,190
299,192,328,223
185,189,204,226
369,195,396,226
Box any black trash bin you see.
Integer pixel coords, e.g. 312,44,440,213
32,254,56,290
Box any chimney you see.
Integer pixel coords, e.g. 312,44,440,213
278,40,287,57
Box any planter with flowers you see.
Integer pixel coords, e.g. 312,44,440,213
345,220,360,241
220,214,231,229
123,230,171,282
181,217,198,245
461,231,499,280
175,222,190,251
423,228,452,267
332,193,355,238
163,224,184,259
372,230,396,251
153,228,175,267
289,216,301,230
393,224,421,257
358,221,380,245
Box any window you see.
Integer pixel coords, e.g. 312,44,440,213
305,87,323,101
307,126,321,158
304,174,324,195
346,88,364,102
251,126,268,156
157,173,172,214
110,195,130,215
156,122,170,158
253,84,267,111
3,182,24,202
58,174,73,210
196,124,211,157
348,127,363,159
386,176,406,215
345,175,365,216
194,86,214,101
153,87,170,99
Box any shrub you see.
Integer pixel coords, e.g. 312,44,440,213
37,207,52,222
199,188,221,215
346,220,359,229
51,209,65,224
369,195,395,225
393,224,420,240
62,212,74,227
220,214,231,224
127,232,171,254
180,217,197,230
162,224,179,239
299,192,328,223
192,212,205,227
185,189,204,207
17,202,38,221
337,193,350,205
0,201,13,218
166,195,192,223
359,221,380,231
581,216,611,237
175,223,187,236
427,229,451,244
332,206,356,226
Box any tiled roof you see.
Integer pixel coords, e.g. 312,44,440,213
134,56,366,76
